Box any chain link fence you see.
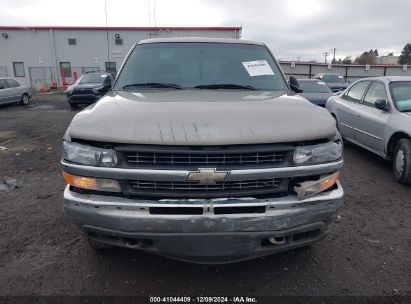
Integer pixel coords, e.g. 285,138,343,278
28,66,101,92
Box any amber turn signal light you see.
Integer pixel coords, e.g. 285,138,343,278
320,171,340,192
294,171,340,200
63,172,121,192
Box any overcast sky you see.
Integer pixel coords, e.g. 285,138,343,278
1,0,410,62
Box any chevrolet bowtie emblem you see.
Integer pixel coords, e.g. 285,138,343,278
187,168,229,185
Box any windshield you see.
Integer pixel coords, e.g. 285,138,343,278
390,81,411,112
322,75,345,84
114,42,288,91
299,80,332,93
79,74,109,84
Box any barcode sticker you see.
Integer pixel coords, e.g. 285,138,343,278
242,60,275,76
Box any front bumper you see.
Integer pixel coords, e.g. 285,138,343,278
67,94,101,104
63,182,344,263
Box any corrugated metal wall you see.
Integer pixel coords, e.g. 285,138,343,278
280,61,411,82
0,28,239,87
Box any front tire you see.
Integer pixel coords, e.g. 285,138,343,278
69,103,78,109
20,93,30,105
393,139,411,185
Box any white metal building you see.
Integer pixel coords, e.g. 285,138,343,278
279,61,411,83
375,55,399,65
0,26,241,90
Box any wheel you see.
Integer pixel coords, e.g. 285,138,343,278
20,93,30,105
88,238,113,250
393,139,411,185
69,103,78,109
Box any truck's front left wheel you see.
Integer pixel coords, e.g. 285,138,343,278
88,238,113,250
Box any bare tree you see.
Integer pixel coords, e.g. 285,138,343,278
355,51,377,64
341,56,352,64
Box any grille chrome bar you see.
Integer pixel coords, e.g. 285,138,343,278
123,151,288,168
127,178,288,198
115,143,295,170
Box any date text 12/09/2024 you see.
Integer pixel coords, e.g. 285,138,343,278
149,296,258,303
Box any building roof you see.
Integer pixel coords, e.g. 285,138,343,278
0,26,241,31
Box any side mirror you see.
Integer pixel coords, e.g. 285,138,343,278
289,76,303,93
375,99,388,111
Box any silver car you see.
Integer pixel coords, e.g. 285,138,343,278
326,76,411,184
0,78,32,106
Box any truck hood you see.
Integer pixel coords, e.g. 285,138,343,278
68,90,337,145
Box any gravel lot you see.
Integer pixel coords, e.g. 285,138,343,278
0,94,410,301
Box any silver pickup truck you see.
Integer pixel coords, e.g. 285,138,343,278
62,38,344,263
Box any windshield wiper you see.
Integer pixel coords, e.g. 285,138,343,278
122,83,182,89
194,84,256,90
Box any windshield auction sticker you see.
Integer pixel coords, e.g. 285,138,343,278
242,60,275,76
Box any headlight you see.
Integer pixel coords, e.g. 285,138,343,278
293,141,342,165
62,141,117,167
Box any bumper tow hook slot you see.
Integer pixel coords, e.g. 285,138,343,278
124,239,140,248
268,236,287,245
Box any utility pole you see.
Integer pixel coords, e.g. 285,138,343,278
153,2,157,28
331,48,339,62
105,2,109,63
296,56,301,62
323,52,329,64
148,3,151,27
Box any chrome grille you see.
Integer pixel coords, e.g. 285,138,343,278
73,89,94,94
126,152,285,165
126,178,288,198
117,144,293,169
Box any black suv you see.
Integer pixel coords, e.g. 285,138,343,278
313,73,349,92
66,72,114,109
